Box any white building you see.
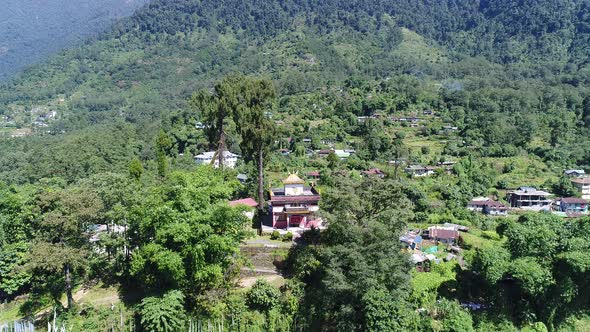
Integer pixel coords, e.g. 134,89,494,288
194,151,240,168
571,178,590,200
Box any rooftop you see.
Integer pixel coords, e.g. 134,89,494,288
484,200,508,208
560,197,589,204
565,169,585,174
195,150,240,159
429,227,460,239
229,198,258,208
571,178,590,184
363,168,385,175
510,187,551,196
283,173,305,184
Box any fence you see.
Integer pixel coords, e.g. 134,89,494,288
0,320,34,332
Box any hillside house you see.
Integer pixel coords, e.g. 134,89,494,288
571,178,590,200
428,226,460,244
507,187,552,209
400,230,423,250
437,161,456,172
483,200,508,216
307,171,320,180
558,197,589,214
194,151,240,168
269,173,321,229
362,168,386,178
405,165,436,177
467,197,490,212
318,149,351,159
229,198,258,219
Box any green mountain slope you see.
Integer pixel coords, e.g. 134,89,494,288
0,0,589,184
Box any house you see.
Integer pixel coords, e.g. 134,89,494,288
558,197,589,214
565,169,586,178
362,168,386,178
437,161,456,171
318,149,351,159
467,197,490,212
571,178,590,200
334,150,351,159
194,151,240,168
400,230,423,250
483,200,508,216
442,223,469,232
269,173,321,229
405,165,436,177
507,187,552,209
307,171,320,180
428,226,460,244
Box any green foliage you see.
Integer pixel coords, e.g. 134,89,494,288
270,230,280,240
326,152,340,169
471,214,590,327
411,262,458,307
25,188,103,309
286,175,414,331
550,176,579,198
246,280,281,312
129,158,144,181
282,232,293,242
139,290,186,332
128,168,248,307
431,298,474,332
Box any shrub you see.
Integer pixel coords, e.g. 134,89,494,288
481,231,500,241
270,230,280,240
246,279,281,312
282,232,293,242
139,290,186,332
496,179,508,189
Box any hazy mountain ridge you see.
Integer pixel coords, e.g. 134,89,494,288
0,0,149,81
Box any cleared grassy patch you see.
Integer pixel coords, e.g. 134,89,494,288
0,299,23,323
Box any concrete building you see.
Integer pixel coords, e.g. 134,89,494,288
571,178,590,200
507,187,552,209
194,150,240,168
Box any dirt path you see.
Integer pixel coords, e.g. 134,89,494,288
239,275,284,288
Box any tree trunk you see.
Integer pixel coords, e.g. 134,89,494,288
217,129,225,170
257,149,264,235
65,264,74,310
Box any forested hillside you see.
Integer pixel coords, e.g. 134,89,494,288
0,0,148,81
3,0,590,331
2,0,590,183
